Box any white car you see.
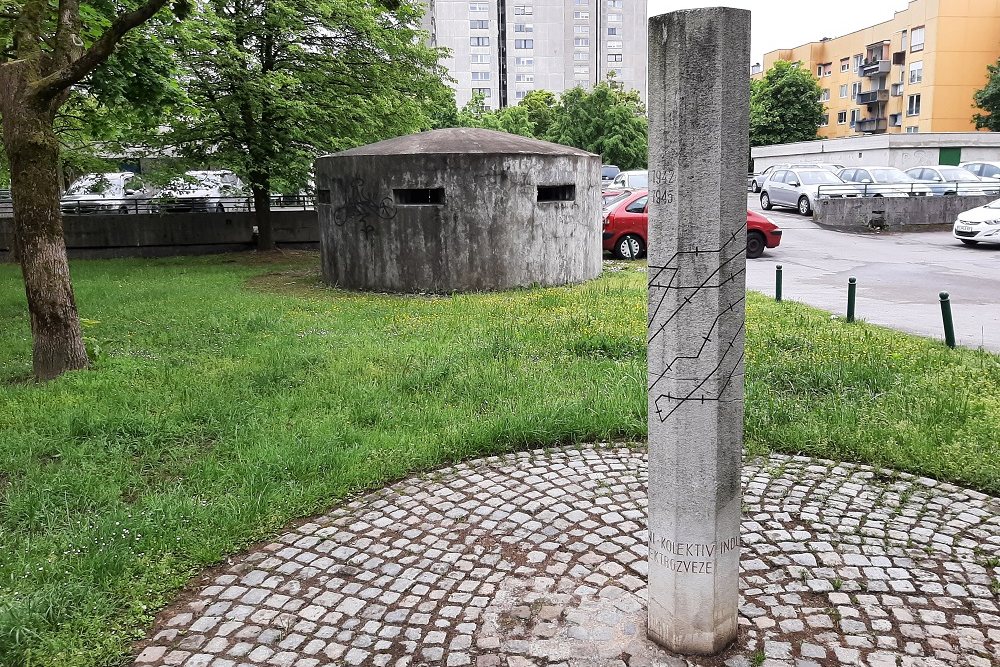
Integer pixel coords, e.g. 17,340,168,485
61,172,153,214
155,170,247,213
960,161,1000,181
609,170,648,189
953,198,1000,246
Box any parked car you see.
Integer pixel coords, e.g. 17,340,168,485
609,170,648,190
601,189,782,260
601,164,621,187
960,161,1000,181
904,165,992,196
601,188,632,208
760,167,862,216
837,166,934,197
154,170,247,213
749,163,842,193
952,198,1000,246
60,172,153,214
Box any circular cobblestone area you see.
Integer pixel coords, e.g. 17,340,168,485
134,445,1000,667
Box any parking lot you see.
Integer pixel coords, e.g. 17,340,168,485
746,193,1000,352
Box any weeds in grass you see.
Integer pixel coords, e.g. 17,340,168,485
0,254,998,665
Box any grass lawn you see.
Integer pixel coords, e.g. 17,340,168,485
0,251,997,666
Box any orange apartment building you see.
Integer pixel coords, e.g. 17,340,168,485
751,0,1000,138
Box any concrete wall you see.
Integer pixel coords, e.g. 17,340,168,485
315,152,602,293
0,210,317,260
752,132,1000,172
813,194,995,231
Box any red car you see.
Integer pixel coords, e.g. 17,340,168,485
602,189,782,260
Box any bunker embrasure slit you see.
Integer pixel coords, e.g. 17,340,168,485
537,184,576,202
394,188,445,205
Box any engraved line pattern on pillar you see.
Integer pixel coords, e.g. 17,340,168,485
647,221,746,424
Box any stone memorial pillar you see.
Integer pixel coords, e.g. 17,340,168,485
645,7,750,656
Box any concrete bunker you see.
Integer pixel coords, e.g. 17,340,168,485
315,128,602,293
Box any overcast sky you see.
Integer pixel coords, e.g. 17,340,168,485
646,0,911,65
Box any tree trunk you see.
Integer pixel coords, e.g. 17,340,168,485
1,97,89,380
251,179,274,251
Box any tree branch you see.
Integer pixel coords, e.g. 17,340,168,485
29,0,171,102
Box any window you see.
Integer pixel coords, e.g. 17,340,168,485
607,40,623,49
820,114,829,127
609,67,623,78
850,109,859,126
607,27,620,36
625,196,647,213
608,0,622,6
840,58,850,72
515,57,533,66
472,87,491,98
574,37,589,47
515,73,534,82
573,51,588,61
470,37,489,46
515,23,533,32
909,61,923,84
574,25,589,34
816,65,823,77
469,20,489,29
906,125,919,133
514,5,533,14
471,54,490,64
853,54,863,71
901,29,908,50
837,111,847,124
574,66,589,74
824,63,832,76
394,188,445,205
907,93,921,115
515,90,529,100
911,26,924,52
515,39,533,49
472,71,490,81
819,88,830,102
608,53,623,62
469,2,488,10
839,84,848,98
608,13,621,21
574,10,589,19
851,82,862,99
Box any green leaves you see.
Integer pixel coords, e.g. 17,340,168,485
445,82,648,170
750,60,826,148
973,59,1000,131
159,0,450,196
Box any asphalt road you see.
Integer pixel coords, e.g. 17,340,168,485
745,193,1000,352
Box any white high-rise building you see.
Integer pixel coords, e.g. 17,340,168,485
422,0,647,109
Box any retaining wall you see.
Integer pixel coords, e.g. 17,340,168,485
813,195,995,231
0,210,318,260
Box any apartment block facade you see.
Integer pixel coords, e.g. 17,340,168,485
752,0,1000,139
421,0,647,110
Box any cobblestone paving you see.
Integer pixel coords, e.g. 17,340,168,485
134,445,1000,667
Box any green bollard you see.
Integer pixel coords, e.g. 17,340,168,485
775,265,783,302
939,292,956,348
847,277,857,323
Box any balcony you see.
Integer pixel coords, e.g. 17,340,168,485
892,50,906,66
857,117,888,133
857,89,890,105
859,59,891,77
891,83,904,97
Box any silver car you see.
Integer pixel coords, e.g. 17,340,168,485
749,163,841,193
960,161,1000,182
904,165,993,196
760,167,860,216
837,167,933,197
